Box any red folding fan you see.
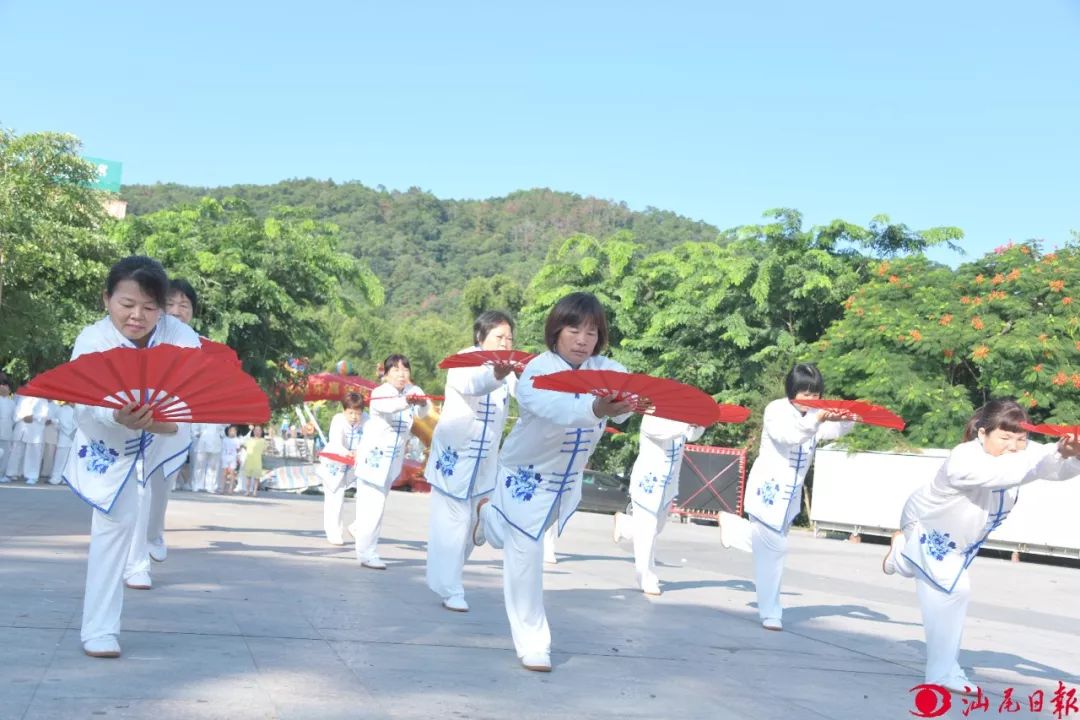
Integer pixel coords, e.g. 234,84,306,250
531,370,742,427
303,373,378,402
318,451,355,465
18,345,270,423
438,350,537,371
200,337,242,368
1020,422,1080,438
795,398,906,431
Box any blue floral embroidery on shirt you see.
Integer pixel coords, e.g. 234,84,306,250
920,529,957,561
757,481,779,506
79,441,119,474
365,448,383,468
505,465,541,502
436,447,459,477
639,473,660,494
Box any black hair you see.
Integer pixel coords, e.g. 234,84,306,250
168,278,199,315
105,255,169,308
962,398,1028,442
543,292,609,355
784,363,825,399
382,354,411,373
342,391,366,411
474,310,515,345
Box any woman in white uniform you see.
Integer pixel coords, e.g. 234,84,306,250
321,392,366,545
63,256,200,658
352,354,430,569
881,398,1080,692
0,375,14,479
425,311,517,612
473,292,635,672
722,363,853,631
613,416,704,595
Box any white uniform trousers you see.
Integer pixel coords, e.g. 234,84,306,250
321,466,352,544
631,508,669,584
353,482,389,563
192,451,221,493
479,503,552,659
20,442,44,482
146,467,172,554
426,490,483,601
51,444,72,485
4,440,25,480
82,475,139,642
892,524,972,686
123,481,153,580
0,440,11,477
41,442,58,481
751,519,789,622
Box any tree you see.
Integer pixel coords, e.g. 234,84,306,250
0,128,124,379
814,240,1080,449
461,273,525,320
111,197,383,400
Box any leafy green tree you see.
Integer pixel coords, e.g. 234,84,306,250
111,197,383,399
461,274,525,320
815,240,1080,449
0,128,124,379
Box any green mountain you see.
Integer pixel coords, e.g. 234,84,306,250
121,180,720,313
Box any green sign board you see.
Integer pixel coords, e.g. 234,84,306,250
84,156,123,193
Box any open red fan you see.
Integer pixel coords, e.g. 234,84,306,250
531,370,741,427
1020,422,1080,438
795,398,906,431
200,337,242,368
18,345,270,423
303,373,378,402
716,404,752,424
438,350,537,370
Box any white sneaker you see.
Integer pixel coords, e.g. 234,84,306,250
327,537,346,547
0,477,10,483
360,557,387,570
640,574,662,596
472,498,489,547
612,512,627,543
124,571,152,590
520,652,551,672
25,478,37,485
762,618,783,631
83,635,121,658
882,531,904,575
148,541,167,563
442,595,469,612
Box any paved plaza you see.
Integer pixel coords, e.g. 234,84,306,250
1,482,1076,720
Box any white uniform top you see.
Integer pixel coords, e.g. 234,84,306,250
900,439,1080,593
319,411,366,481
14,396,51,445
195,423,225,454
0,395,15,441
63,314,200,512
425,346,516,500
353,383,429,490
54,404,77,448
743,398,854,534
493,351,631,540
629,416,705,516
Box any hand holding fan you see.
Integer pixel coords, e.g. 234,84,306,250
795,398,906,431
18,345,270,423
531,370,745,427
438,350,537,371
1020,422,1080,438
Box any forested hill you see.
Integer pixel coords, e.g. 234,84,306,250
121,180,720,312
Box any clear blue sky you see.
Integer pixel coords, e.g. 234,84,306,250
3,0,1078,264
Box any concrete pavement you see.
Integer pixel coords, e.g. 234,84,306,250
1,482,1077,719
